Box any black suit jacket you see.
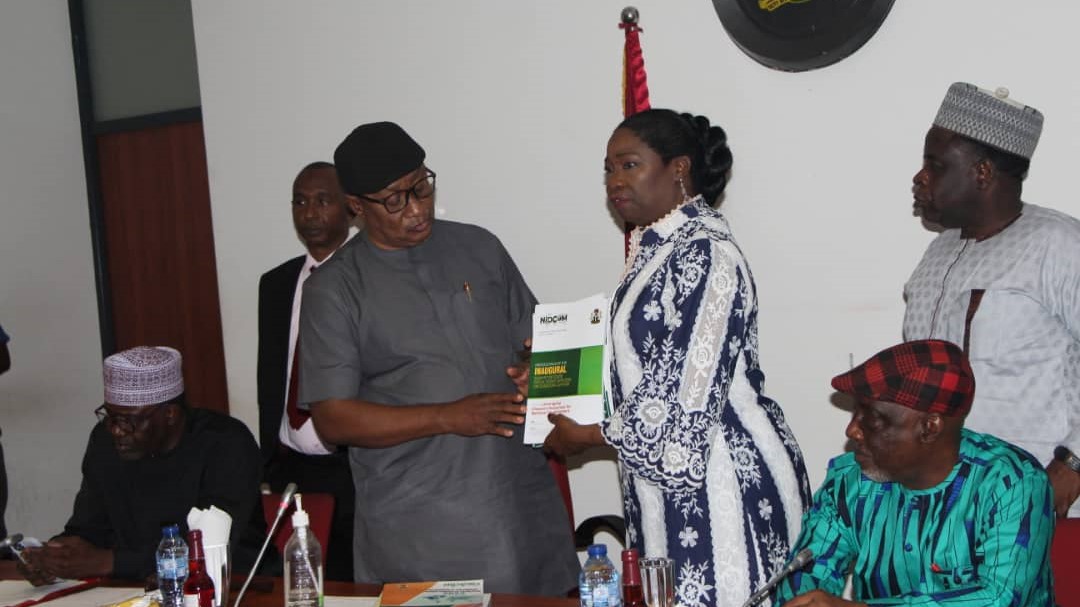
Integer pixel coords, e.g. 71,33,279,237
256,255,305,471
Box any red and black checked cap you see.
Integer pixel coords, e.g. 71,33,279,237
831,340,975,417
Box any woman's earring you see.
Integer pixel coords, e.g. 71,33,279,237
678,177,690,203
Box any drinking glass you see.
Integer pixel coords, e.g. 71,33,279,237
640,557,675,607
204,542,231,607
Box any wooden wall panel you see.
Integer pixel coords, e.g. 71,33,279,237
96,120,228,412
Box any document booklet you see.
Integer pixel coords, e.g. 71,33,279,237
379,579,485,607
523,293,608,445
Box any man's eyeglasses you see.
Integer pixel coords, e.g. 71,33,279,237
357,170,436,214
94,404,161,433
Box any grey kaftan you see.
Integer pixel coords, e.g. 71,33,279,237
298,220,579,595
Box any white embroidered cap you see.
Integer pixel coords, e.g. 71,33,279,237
933,82,1044,160
103,346,184,407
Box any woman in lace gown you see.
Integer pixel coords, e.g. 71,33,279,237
544,109,811,607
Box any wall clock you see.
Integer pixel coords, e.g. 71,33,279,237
712,0,896,71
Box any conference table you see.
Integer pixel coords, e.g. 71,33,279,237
0,561,578,607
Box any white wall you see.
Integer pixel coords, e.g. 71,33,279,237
191,0,1080,541
0,1,103,536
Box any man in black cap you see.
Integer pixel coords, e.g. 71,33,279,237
297,122,578,594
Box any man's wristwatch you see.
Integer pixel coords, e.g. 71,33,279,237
1054,445,1080,473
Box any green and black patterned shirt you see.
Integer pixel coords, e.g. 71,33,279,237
776,429,1054,606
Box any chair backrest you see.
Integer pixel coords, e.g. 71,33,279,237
1054,517,1080,606
261,492,333,565
547,455,627,550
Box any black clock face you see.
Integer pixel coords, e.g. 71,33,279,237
711,0,896,72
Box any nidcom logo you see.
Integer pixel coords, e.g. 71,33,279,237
539,314,569,325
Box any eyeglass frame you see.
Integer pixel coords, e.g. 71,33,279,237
355,169,437,214
94,403,165,434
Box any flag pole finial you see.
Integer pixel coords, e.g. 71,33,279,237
621,6,639,25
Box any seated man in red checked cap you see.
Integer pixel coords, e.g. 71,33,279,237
776,339,1054,606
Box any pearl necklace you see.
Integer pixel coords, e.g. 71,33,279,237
620,196,701,282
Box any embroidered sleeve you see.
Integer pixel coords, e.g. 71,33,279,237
603,237,748,492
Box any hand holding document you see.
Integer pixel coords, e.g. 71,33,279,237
523,294,608,445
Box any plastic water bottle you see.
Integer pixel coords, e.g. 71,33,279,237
156,524,188,607
284,494,324,607
579,544,621,607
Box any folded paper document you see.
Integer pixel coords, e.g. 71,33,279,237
523,293,608,445
379,580,484,607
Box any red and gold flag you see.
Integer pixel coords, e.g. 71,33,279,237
620,14,651,117
620,9,651,255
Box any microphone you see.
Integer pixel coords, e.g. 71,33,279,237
0,533,24,550
0,534,27,565
233,483,298,607
740,548,813,607
276,483,299,518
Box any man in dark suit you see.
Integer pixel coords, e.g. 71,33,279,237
257,161,354,580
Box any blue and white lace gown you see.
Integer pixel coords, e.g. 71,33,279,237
600,199,811,607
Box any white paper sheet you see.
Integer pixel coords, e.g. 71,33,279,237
0,579,86,607
0,581,140,607
39,587,144,607
324,597,380,607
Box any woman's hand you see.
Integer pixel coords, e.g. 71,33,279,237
543,413,604,458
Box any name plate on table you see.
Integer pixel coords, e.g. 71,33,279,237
523,294,608,445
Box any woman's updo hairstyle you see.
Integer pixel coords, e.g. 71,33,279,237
616,109,733,206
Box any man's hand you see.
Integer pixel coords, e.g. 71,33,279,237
24,536,113,580
782,590,867,607
15,551,59,586
438,393,526,438
543,413,603,458
1047,459,1080,517
505,338,532,398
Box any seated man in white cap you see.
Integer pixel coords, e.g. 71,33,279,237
19,346,261,583
906,82,1080,518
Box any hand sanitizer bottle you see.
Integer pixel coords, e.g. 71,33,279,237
284,494,324,607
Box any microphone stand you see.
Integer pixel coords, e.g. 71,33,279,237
233,483,297,606
741,548,813,607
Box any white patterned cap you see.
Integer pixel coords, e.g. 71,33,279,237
933,82,1044,160
103,346,184,407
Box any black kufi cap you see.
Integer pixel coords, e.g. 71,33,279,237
333,122,426,196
